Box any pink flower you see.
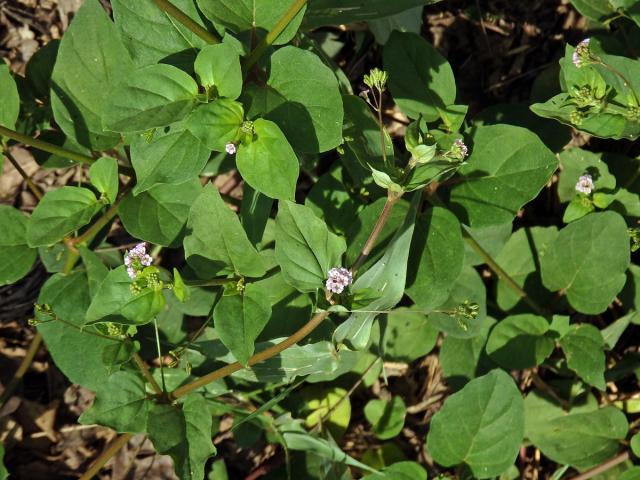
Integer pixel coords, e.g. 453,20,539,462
124,242,153,279
326,267,353,294
225,143,237,155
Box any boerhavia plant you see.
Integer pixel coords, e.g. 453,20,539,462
1,0,640,479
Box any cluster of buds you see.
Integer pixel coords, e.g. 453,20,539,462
325,267,353,294
628,227,640,253
124,243,153,280
363,67,388,93
442,138,469,162
575,174,594,195
569,109,585,126
572,38,594,68
448,300,480,332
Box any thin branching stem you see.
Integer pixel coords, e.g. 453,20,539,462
242,0,307,73
78,433,134,480
3,148,43,199
152,0,220,44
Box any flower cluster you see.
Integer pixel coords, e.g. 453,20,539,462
572,38,591,68
575,174,594,195
453,138,468,158
124,242,153,279
325,267,353,294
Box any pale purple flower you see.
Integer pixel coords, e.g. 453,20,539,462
124,242,153,279
573,38,591,68
225,143,237,155
326,267,353,294
454,138,468,158
575,174,594,195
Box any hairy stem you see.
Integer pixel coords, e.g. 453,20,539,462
569,451,630,480
132,352,164,397
4,148,43,199
0,332,42,407
242,0,307,73
0,125,133,176
78,433,134,480
153,0,220,45
351,191,402,273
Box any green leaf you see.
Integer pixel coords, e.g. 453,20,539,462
494,227,557,312
186,98,244,151
79,371,150,433
631,433,640,457
119,179,202,247
90,157,119,203
406,206,464,310
361,461,427,480
368,7,423,44
540,211,630,314
51,0,133,150
103,64,198,133
364,396,406,440
303,385,351,438
335,194,419,349
559,324,606,390
485,314,554,370
376,308,438,362
111,0,207,68
569,0,615,20
304,0,439,28
0,63,19,131
148,394,216,480
448,125,558,227
274,201,346,292
37,272,118,390
440,316,497,389
26,186,102,247
426,369,524,478
384,31,456,121
265,46,343,153
25,39,59,98
196,0,305,45
85,266,166,325
131,129,210,194
621,467,640,480
184,184,267,278
525,390,628,470
194,43,242,100
0,444,7,480
214,283,272,365
78,246,109,296
237,119,299,200
563,196,595,223
0,206,36,286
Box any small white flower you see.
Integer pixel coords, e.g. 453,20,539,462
454,138,468,158
575,174,594,195
326,267,353,294
225,143,237,155
124,242,153,279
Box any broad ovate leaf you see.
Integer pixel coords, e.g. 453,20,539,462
426,369,524,478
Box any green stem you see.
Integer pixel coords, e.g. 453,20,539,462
462,227,548,317
0,333,42,407
242,0,307,73
79,433,134,480
0,125,133,176
4,148,43,199
152,0,220,44
71,183,133,247
153,318,167,393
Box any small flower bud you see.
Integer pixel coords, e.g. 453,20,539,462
363,68,388,92
325,267,353,294
575,174,594,195
572,38,592,68
225,143,237,155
